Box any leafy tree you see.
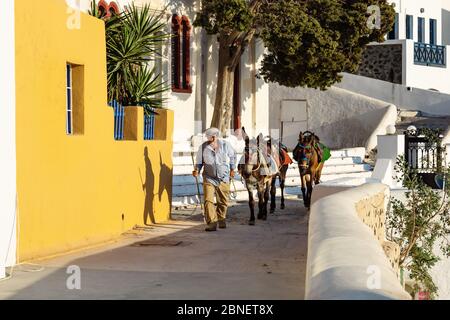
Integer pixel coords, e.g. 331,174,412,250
89,1,169,113
387,155,450,299
194,0,395,134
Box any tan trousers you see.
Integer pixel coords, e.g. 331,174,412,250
203,181,230,226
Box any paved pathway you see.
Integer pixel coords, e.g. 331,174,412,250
0,199,308,300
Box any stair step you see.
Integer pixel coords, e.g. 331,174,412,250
172,186,304,207
172,154,364,166
171,147,371,206
173,147,366,161
172,162,371,176
172,174,374,207
398,110,421,119
172,171,373,197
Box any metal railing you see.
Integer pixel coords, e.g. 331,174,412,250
414,42,446,67
144,110,155,140
111,100,125,140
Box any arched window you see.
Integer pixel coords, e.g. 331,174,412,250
172,14,192,93
108,2,119,16
97,0,119,18
98,0,108,17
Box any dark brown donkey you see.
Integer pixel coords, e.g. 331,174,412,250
238,128,273,225
293,131,321,209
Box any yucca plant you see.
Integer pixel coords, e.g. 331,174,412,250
89,1,169,114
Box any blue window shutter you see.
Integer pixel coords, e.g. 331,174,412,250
430,19,437,45
406,15,414,40
418,17,425,43
388,13,399,40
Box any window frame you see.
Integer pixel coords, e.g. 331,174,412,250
66,64,73,135
171,14,192,94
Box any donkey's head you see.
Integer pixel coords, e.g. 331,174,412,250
296,131,316,175
241,127,265,177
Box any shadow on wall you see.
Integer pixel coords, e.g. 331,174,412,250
142,147,173,226
142,146,155,225
311,108,386,150
159,153,172,204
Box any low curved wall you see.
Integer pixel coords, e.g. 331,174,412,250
306,183,410,300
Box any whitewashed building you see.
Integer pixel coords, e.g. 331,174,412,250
71,0,270,148
355,0,450,94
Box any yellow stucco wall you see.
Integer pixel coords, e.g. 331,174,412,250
15,0,173,262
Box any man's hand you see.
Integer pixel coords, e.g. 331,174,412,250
192,170,199,178
230,169,235,178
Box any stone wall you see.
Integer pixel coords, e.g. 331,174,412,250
355,190,401,277
357,44,403,84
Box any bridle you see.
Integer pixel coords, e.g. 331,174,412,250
296,131,315,169
297,144,313,168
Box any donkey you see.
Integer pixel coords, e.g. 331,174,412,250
266,137,292,213
238,128,274,225
293,131,321,209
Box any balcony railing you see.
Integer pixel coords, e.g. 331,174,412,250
414,42,446,67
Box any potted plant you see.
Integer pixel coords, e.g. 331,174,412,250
89,1,169,115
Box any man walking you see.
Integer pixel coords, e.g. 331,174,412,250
193,128,237,232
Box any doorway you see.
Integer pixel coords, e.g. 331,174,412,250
280,100,308,150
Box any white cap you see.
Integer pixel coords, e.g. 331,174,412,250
205,127,220,138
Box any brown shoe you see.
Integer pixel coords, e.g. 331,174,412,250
205,224,217,232
218,220,227,229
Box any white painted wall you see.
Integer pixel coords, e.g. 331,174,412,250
372,135,405,188
77,0,271,143
403,40,450,92
269,84,396,151
306,183,411,300
388,0,443,44
338,73,450,115
367,39,450,94
0,0,17,277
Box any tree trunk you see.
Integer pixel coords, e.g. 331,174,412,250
210,28,257,136
210,36,237,136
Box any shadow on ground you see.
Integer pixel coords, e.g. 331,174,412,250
0,199,308,300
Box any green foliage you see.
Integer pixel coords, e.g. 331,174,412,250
258,0,395,88
387,156,450,299
194,0,255,35
194,0,395,89
89,1,169,110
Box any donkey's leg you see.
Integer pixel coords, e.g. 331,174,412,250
315,163,324,185
263,180,271,220
306,171,316,209
248,188,256,226
280,167,287,210
300,172,307,207
270,176,277,214
257,183,264,220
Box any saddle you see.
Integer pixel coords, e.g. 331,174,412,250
293,142,330,164
315,143,331,164
279,148,293,167
270,143,292,169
